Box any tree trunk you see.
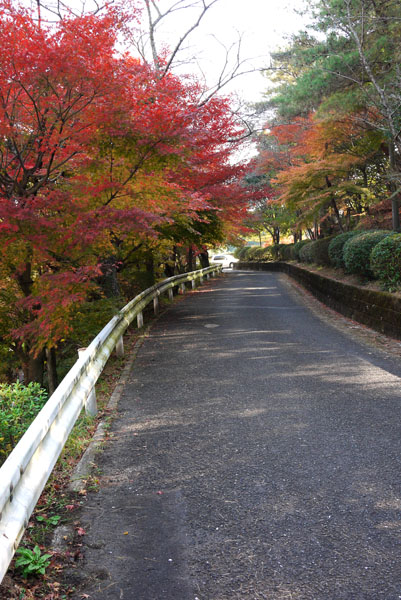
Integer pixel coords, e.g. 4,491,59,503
392,198,400,231
388,143,400,231
16,262,33,297
23,350,45,385
145,253,155,284
346,207,352,231
99,257,121,298
187,245,194,272
199,250,209,268
325,176,344,233
164,247,177,277
46,347,58,395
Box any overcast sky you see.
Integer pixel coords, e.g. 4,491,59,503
28,0,310,103
154,0,310,103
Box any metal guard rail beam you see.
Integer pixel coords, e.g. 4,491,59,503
0,265,222,582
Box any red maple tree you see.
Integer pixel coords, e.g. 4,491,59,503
0,0,252,385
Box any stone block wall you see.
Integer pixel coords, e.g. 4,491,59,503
237,262,401,340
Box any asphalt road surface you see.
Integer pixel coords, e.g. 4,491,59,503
71,270,401,600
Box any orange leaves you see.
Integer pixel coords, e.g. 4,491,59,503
254,108,380,233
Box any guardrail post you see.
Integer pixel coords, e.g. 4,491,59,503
191,279,196,289
78,348,97,416
85,388,97,416
179,283,186,294
168,288,174,301
153,295,159,314
116,336,124,357
137,311,144,328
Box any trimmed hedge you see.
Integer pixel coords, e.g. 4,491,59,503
236,245,294,262
271,244,285,260
308,235,335,266
328,231,360,268
299,241,315,263
248,247,266,261
235,247,250,260
280,244,294,261
344,230,391,277
371,233,401,289
266,245,282,261
293,239,312,261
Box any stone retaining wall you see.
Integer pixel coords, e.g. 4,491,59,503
237,262,401,340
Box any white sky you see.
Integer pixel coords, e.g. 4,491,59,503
27,0,310,103
153,0,310,103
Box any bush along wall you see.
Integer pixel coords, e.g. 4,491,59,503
234,228,401,291
299,241,315,263
343,231,392,277
292,239,312,261
371,233,401,290
308,236,335,266
328,231,359,268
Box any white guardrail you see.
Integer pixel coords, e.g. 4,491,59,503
0,265,222,582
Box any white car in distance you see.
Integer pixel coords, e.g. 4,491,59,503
210,253,239,269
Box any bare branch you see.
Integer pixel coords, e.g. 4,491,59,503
162,0,219,75
137,0,220,74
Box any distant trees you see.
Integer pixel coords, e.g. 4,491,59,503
253,0,401,234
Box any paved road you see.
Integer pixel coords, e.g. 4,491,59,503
71,270,401,599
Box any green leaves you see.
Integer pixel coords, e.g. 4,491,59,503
370,233,401,289
36,514,61,527
15,545,52,578
343,230,392,277
0,382,48,463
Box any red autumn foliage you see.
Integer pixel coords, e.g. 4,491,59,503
0,0,252,379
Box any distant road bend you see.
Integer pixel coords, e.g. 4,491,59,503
72,269,401,600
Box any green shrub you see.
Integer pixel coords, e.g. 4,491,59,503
260,246,278,261
233,247,245,259
370,233,401,289
236,246,252,261
328,231,360,268
235,246,254,261
299,241,315,263
280,244,294,261
15,545,52,578
343,230,392,277
0,382,48,461
246,246,264,261
292,239,312,261
309,236,335,266
271,244,287,260
242,246,282,262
